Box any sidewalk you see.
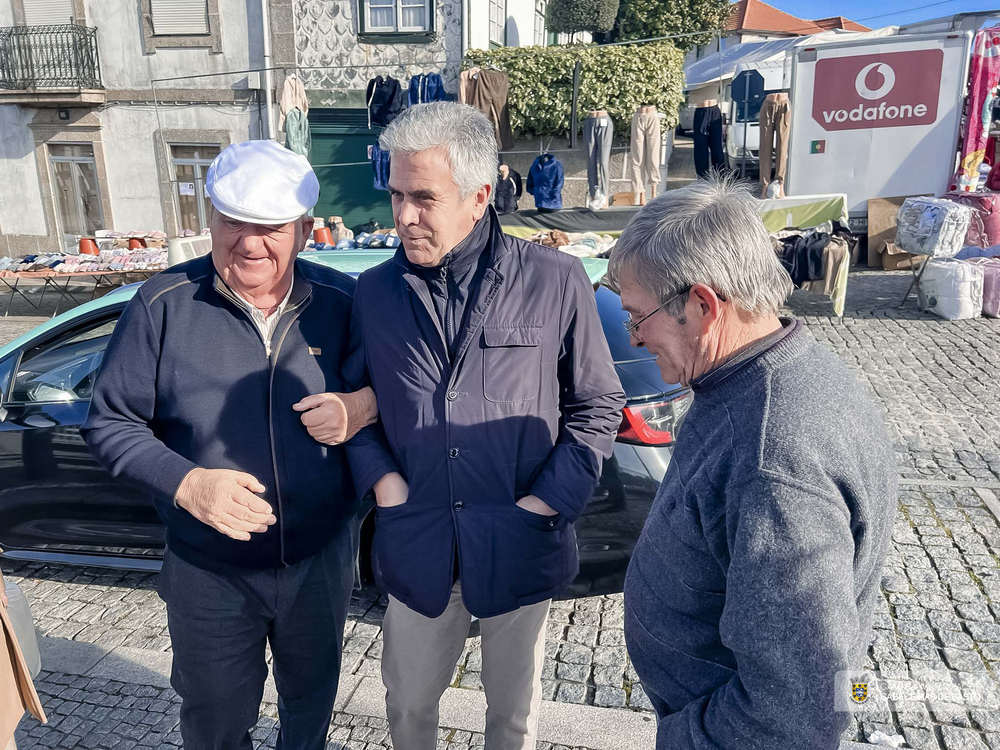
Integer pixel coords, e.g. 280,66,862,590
18,635,654,750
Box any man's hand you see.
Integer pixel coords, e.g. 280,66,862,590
174,468,276,541
374,472,409,508
293,387,378,445
516,494,559,516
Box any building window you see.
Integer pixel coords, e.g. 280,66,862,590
150,0,209,34
364,0,432,32
170,144,219,233
48,144,104,251
534,0,546,45
21,0,75,25
489,0,505,46
140,0,222,53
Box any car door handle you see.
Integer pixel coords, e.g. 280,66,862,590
0,406,7,423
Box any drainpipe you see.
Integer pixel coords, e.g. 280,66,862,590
261,0,276,140
461,0,469,56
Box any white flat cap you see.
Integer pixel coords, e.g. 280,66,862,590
206,139,319,225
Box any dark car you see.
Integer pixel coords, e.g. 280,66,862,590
0,251,692,598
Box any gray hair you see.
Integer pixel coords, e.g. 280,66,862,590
608,175,793,318
378,102,499,200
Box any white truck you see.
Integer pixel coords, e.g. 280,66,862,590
785,31,973,232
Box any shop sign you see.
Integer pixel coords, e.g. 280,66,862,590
811,49,943,131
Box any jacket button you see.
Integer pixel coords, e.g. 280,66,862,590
454,501,464,510
449,447,460,458
447,390,458,401
548,519,556,527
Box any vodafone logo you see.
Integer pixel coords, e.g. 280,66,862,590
854,63,895,100
812,49,942,131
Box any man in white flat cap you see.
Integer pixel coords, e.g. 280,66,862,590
83,139,394,750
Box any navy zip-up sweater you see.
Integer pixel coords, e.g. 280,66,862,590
82,254,396,573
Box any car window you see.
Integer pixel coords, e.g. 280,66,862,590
0,356,14,402
9,316,120,404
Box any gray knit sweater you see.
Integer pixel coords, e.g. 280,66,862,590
623,319,897,749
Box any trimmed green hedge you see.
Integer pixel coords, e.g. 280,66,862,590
546,0,620,34
465,41,685,138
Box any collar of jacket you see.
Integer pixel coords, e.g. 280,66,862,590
211,257,313,313
393,205,510,281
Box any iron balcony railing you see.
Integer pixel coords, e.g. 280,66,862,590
0,24,102,90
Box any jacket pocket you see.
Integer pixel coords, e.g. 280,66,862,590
514,503,565,532
483,326,543,403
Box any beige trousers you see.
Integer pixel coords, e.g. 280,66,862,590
629,111,662,192
4,735,16,750
382,583,551,750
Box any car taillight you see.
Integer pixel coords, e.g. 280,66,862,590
617,391,693,446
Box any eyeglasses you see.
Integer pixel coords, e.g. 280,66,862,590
622,286,727,337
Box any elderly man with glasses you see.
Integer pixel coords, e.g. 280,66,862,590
610,177,897,749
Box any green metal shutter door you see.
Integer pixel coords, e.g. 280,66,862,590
309,109,394,232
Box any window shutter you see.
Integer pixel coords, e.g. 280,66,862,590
150,0,210,35
22,0,75,25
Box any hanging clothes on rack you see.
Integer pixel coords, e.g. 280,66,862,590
461,67,515,150
371,141,391,190
584,110,613,210
526,153,564,211
630,105,662,196
283,108,311,157
692,102,724,178
759,92,790,198
366,75,404,129
495,165,522,214
278,74,308,131
408,72,447,105
955,26,1000,191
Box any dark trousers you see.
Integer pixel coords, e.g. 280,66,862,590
158,517,358,750
693,106,725,178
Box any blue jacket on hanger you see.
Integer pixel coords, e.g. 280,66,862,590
408,73,446,105
526,153,564,211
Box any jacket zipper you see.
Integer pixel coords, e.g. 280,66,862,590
266,293,311,566
442,266,454,360
215,282,312,567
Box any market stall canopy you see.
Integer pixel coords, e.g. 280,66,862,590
684,26,899,90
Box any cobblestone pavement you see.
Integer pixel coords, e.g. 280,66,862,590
5,269,1000,748
17,669,594,750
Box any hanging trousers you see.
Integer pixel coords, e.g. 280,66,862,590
693,106,725,178
584,115,614,204
759,95,791,191
382,583,551,750
629,110,662,193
